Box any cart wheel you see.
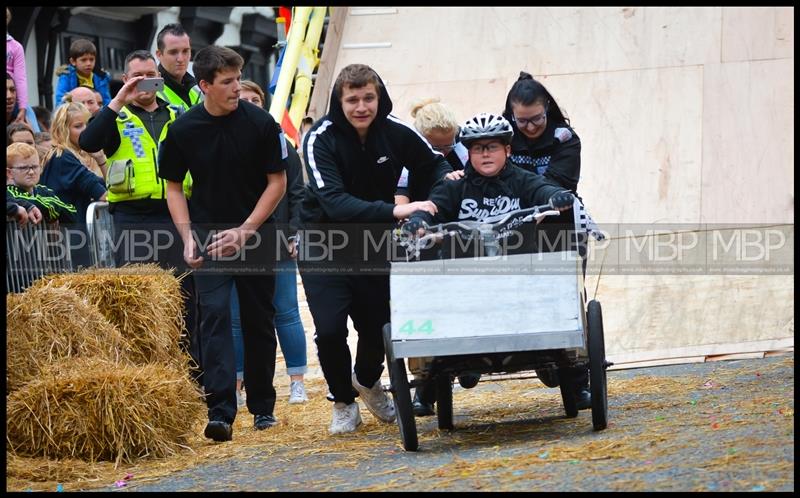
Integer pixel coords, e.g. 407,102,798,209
382,324,418,451
435,374,454,430
558,367,579,418
587,300,608,431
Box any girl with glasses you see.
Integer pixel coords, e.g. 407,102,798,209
503,71,580,193
503,71,599,409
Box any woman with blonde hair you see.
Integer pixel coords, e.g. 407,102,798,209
395,98,466,205
40,101,106,267
396,98,469,417
230,79,311,406
410,98,467,171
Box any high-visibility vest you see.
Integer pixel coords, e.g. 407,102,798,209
106,104,192,202
157,84,202,113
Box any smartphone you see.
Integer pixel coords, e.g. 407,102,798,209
136,77,164,93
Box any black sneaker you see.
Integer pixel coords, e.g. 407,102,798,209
254,414,278,430
204,420,233,442
412,389,435,417
535,368,560,388
574,388,592,411
457,373,481,389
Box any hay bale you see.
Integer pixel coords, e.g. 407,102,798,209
29,264,189,369
6,357,205,465
6,284,129,392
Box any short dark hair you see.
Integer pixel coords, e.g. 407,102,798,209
192,45,243,86
333,63,383,97
69,38,97,60
7,121,34,143
156,23,188,52
124,50,157,72
34,131,52,145
32,106,51,129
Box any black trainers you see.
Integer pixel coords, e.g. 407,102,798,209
535,368,560,388
574,388,592,411
204,420,233,442
457,373,481,389
254,414,278,430
412,389,435,417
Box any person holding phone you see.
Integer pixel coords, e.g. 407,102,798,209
78,49,199,376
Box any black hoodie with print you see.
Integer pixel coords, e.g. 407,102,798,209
299,75,453,224
407,161,567,258
409,161,564,227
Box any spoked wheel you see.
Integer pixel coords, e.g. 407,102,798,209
587,300,609,430
558,367,579,418
435,374,453,430
382,324,418,451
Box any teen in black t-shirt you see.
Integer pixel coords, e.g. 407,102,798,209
158,46,288,442
159,99,286,225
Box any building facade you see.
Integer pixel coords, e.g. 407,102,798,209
8,6,285,110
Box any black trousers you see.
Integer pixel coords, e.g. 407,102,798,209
193,273,278,424
111,206,202,382
299,271,390,405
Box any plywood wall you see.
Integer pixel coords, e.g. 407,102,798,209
318,6,793,224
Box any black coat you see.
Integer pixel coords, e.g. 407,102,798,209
410,160,564,227
299,75,453,224
503,117,581,193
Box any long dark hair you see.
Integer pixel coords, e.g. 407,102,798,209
503,71,569,127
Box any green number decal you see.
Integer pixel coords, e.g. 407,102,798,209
399,320,416,334
398,320,434,335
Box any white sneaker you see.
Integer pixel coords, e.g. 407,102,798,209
288,380,308,404
351,372,396,423
329,402,362,434
236,388,246,407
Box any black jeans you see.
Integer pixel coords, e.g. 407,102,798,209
193,272,278,424
299,271,390,405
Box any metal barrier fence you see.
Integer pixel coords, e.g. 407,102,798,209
5,219,73,293
5,202,117,293
86,201,116,268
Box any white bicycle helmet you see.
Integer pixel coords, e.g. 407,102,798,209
459,112,514,146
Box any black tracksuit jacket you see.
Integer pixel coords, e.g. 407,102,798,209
299,78,453,224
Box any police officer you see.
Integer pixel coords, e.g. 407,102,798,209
155,23,202,112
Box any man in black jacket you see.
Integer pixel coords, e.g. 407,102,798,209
299,63,451,435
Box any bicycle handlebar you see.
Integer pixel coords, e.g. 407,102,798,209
396,203,561,261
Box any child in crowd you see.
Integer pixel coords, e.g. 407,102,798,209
7,142,75,223
54,38,112,108
7,121,35,145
